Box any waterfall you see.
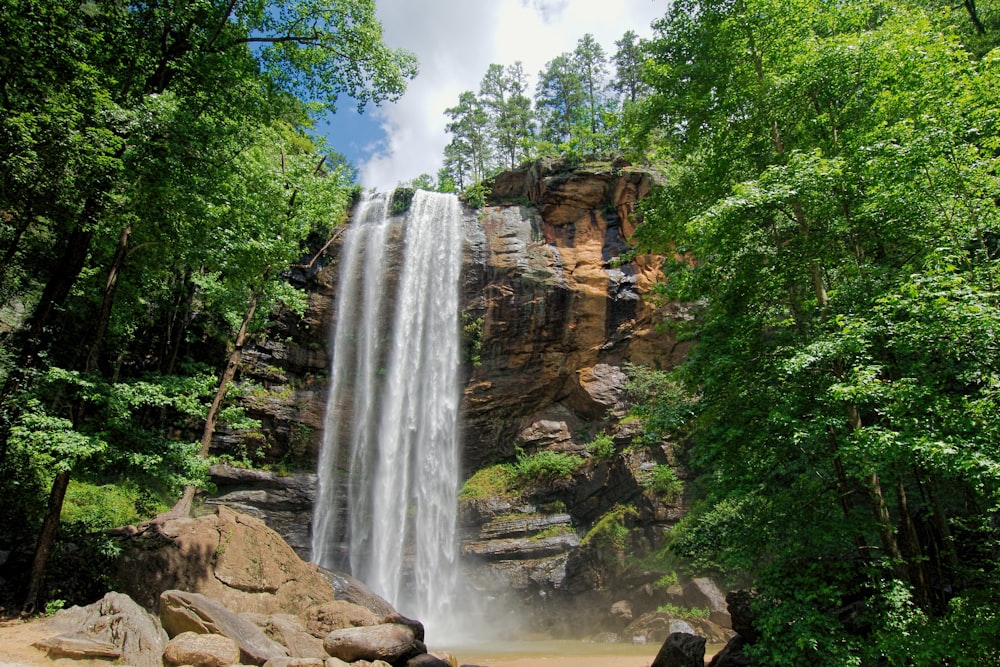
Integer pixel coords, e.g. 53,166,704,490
311,190,463,636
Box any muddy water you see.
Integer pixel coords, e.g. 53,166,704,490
437,639,726,667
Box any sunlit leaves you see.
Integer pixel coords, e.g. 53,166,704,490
631,0,1000,660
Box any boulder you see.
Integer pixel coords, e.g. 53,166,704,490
682,578,731,628
623,611,734,645
405,655,452,667
38,591,168,667
650,632,706,667
304,600,381,637
707,635,751,667
163,631,241,667
429,651,458,667
32,634,121,660
255,613,328,658
726,590,759,643
610,600,633,623
382,613,425,644
321,570,399,619
322,623,422,664
160,589,289,665
204,465,318,558
117,506,336,616
263,658,326,667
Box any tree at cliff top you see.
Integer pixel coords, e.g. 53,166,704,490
438,30,645,195
0,0,414,612
626,0,1000,663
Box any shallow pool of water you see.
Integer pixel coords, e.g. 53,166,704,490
433,638,726,667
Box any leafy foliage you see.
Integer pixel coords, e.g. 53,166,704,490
643,464,682,500
0,0,413,611
510,450,584,484
458,464,515,500
585,433,617,460
581,504,638,550
626,0,1000,661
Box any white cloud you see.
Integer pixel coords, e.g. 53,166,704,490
356,0,664,190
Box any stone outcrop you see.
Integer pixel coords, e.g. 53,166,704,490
116,506,336,616
203,464,317,558
163,632,241,667
650,632,706,667
38,591,169,667
322,623,422,664
159,590,289,664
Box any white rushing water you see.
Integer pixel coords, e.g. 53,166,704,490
311,190,463,636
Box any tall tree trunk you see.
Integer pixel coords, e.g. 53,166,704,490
85,224,132,373
22,469,71,613
0,210,32,286
169,275,267,517
843,402,906,580
896,478,931,609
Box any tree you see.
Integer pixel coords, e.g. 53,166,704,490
535,53,585,147
479,62,534,170
573,33,610,139
1,0,414,613
628,0,1000,662
444,91,490,185
611,30,648,104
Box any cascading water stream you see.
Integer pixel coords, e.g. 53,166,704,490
311,190,463,637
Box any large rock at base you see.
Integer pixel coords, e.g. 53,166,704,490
650,632,706,667
163,631,241,667
38,591,168,667
246,613,328,659
160,589,288,665
304,600,381,638
725,590,759,643
707,635,751,667
682,578,731,628
117,506,337,616
405,654,452,667
320,570,398,619
322,623,421,664
262,658,326,667
32,634,121,660
624,611,734,645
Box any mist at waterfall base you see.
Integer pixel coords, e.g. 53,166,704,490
310,190,483,642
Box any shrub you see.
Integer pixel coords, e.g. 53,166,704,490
657,603,710,619
511,450,584,484
459,464,515,500
582,504,638,550
644,464,683,500
586,433,616,460
61,480,163,530
461,181,489,209
390,186,415,215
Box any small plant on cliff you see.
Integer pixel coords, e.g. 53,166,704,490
657,603,710,620
644,464,683,501
390,186,415,215
459,464,515,500
510,450,584,484
461,181,489,209
582,504,638,551
586,433,617,460
461,313,484,367
623,363,697,448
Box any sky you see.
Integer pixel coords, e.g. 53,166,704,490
315,0,666,191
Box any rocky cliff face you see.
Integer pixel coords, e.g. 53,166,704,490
210,158,709,638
